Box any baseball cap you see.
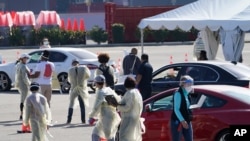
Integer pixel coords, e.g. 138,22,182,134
94,75,105,83
20,53,30,59
72,59,79,65
30,82,40,91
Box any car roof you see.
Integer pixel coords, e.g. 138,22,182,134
39,47,92,52
164,60,250,78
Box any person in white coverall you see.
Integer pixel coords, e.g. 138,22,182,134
89,75,121,141
23,82,52,141
117,76,144,141
15,53,31,120
66,59,90,124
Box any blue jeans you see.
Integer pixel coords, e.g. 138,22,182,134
170,119,193,141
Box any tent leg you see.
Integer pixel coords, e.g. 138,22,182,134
140,28,144,54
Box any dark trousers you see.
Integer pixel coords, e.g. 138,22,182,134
78,95,86,123
139,85,152,101
170,119,193,141
67,95,86,123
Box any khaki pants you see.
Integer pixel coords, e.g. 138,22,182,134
40,85,52,107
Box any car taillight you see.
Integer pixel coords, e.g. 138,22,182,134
86,64,98,70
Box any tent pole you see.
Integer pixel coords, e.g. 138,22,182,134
140,28,144,54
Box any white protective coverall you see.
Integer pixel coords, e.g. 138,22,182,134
23,92,52,141
68,65,90,108
15,62,30,103
89,87,121,140
117,88,144,141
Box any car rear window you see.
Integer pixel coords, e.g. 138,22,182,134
68,50,97,59
220,63,250,78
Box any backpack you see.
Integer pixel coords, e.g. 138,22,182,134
99,66,114,88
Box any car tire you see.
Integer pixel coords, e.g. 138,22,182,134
215,129,230,141
0,72,11,91
58,73,70,94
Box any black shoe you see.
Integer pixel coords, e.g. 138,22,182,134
19,115,22,120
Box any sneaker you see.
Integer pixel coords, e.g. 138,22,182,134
19,115,22,120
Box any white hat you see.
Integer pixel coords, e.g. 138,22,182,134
20,53,30,59
94,75,105,83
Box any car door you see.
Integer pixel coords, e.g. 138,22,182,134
190,92,227,141
48,51,67,73
142,93,174,141
151,66,184,95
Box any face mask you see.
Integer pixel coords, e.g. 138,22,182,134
185,86,193,93
43,41,49,45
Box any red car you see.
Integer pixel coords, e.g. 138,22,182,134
142,85,250,141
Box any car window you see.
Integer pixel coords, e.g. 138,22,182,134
183,66,218,81
28,51,42,63
49,51,67,62
150,95,173,111
153,67,181,82
202,95,226,108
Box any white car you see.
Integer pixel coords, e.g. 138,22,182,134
0,47,118,93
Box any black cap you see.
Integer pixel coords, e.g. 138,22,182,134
30,82,40,91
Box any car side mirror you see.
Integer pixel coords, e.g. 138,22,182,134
145,104,152,112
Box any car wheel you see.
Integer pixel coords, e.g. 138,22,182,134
58,73,70,94
215,129,230,141
0,72,11,91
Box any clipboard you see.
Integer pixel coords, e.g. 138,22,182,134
105,95,119,106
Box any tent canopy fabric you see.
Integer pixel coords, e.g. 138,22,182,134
13,11,35,26
138,0,250,31
36,11,61,28
138,0,250,62
0,13,13,27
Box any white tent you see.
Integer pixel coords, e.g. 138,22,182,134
138,0,250,62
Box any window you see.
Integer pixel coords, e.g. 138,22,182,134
28,51,42,63
49,51,67,62
150,95,173,111
153,67,181,82
202,95,226,108
183,66,218,81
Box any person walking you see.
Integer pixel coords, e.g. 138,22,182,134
95,53,116,89
115,76,144,141
15,53,31,120
29,50,55,107
122,48,141,75
66,59,90,124
171,75,194,141
23,82,52,141
136,53,153,100
89,75,121,141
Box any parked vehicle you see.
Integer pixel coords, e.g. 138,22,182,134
142,85,250,141
115,61,250,95
0,47,118,93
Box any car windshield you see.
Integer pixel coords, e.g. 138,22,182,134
224,88,250,104
220,63,250,78
68,50,97,59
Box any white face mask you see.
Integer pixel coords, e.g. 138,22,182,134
185,86,193,93
43,41,49,45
